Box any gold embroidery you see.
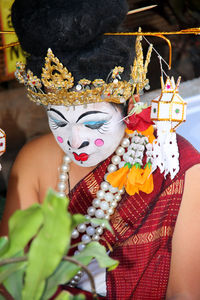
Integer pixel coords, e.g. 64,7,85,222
111,210,130,236
84,173,99,196
162,178,184,197
118,225,174,246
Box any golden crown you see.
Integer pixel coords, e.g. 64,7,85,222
15,34,152,107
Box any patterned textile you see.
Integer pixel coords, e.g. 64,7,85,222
59,135,200,300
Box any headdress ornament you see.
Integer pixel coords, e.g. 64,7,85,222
13,26,200,107
14,34,152,107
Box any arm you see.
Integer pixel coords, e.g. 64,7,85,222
0,141,40,236
166,163,200,300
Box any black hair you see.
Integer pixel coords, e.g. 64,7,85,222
11,0,135,84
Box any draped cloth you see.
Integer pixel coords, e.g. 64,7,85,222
56,135,200,300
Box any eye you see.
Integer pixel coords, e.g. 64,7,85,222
83,121,106,129
49,117,67,127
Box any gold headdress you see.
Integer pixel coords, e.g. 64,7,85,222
14,34,152,107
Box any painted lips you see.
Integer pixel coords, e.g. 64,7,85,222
73,152,89,161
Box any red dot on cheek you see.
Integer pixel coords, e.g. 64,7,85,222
57,136,64,144
95,139,104,147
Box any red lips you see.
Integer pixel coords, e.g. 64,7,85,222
73,152,89,161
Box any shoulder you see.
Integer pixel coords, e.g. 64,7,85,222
10,133,62,189
167,163,200,298
14,133,58,168
17,133,57,156
7,133,61,210
182,163,200,207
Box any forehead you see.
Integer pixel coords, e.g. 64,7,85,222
49,102,116,119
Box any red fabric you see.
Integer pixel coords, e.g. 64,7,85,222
55,135,200,300
125,106,154,131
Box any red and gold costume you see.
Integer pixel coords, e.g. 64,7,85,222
54,135,200,299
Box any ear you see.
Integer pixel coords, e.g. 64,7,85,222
127,95,140,114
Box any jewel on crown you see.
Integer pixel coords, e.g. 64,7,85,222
15,32,153,107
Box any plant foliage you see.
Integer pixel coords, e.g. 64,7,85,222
0,189,118,300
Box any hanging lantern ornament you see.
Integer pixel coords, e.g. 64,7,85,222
151,76,187,129
150,77,187,179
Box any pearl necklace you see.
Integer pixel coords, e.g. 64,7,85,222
57,136,130,286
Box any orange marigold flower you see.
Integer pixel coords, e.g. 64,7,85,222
139,164,154,193
125,163,154,195
107,164,130,190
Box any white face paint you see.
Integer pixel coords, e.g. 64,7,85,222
47,102,125,167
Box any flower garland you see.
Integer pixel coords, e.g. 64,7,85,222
107,100,155,195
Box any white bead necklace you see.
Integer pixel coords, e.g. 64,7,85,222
57,136,131,286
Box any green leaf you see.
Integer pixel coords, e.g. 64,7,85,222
22,190,72,300
124,162,132,169
0,204,43,259
0,259,26,283
54,291,86,300
78,242,119,271
0,251,26,299
42,242,118,299
0,294,6,300
134,163,141,169
42,256,92,300
3,268,24,300
71,214,87,230
90,218,113,233
0,237,8,257
73,295,86,300
54,291,73,300
0,237,8,251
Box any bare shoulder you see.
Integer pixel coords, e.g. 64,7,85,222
15,133,56,162
13,133,58,172
166,163,200,299
185,162,200,178
0,134,60,236
182,163,200,206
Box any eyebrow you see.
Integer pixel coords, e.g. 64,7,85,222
76,111,108,123
47,108,68,122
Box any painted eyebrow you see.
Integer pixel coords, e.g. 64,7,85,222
47,108,68,122
76,111,108,123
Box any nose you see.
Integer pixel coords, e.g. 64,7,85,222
67,125,90,149
68,140,89,149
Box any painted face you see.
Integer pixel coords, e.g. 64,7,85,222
47,102,125,167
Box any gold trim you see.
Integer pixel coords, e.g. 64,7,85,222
151,118,186,122
161,178,184,196
84,173,99,196
118,225,174,246
15,35,150,106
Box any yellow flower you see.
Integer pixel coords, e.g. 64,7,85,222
107,164,130,190
125,165,142,195
125,163,154,195
139,164,154,193
107,162,154,196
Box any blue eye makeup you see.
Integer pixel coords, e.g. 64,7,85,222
49,117,68,128
83,120,107,129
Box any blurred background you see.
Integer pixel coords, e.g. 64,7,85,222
0,0,200,205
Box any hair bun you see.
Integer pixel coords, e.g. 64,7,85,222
12,0,134,82
12,0,128,56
